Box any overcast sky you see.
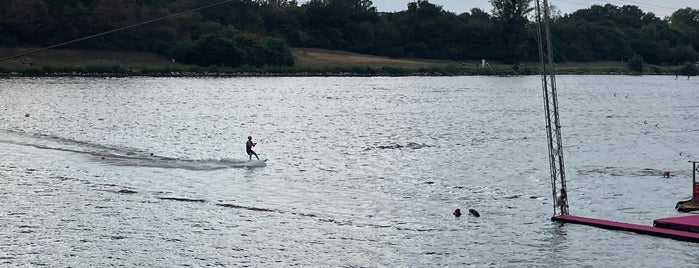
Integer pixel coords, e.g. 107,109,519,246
298,1,698,18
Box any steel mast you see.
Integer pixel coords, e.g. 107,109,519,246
534,0,568,216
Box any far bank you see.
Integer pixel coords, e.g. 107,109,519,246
0,47,686,77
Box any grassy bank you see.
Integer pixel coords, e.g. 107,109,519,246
0,47,679,76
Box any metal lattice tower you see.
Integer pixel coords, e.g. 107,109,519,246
534,0,568,216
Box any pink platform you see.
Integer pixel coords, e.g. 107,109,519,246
552,215,699,242
654,214,699,233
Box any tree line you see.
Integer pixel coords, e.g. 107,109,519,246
1,0,698,68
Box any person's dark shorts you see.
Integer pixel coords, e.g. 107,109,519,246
247,148,256,155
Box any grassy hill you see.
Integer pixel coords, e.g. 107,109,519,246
291,48,457,69
0,47,456,70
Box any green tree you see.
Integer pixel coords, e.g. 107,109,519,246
260,37,294,66
669,8,699,52
550,4,695,64
44,2,93,46
380,1,467,59
677,62,699,77
193,33,243,67
172,32,293,67
0,0,51,45
489,0,533,63
627,54,643,73
301,0,378,50
458,8,496,59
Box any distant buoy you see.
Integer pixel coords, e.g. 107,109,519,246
149,153,154,156
468,208,480,217
100,156,106,160
453,208,462,217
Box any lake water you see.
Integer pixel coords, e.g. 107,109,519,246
0,75,698,267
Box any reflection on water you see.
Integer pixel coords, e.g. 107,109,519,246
0,76,698,266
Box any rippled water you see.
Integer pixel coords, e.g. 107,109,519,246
0,76,698,267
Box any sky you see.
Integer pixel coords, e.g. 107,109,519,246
298,0,699,18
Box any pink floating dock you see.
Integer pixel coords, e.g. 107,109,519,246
654,215,699,233
552,214,699,243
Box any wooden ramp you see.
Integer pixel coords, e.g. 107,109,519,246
552,215,699,243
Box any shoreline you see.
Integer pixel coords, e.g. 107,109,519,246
0,71,677,78
0,65,680,77
1,47,685,78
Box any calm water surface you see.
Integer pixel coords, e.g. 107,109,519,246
0,76,698,267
